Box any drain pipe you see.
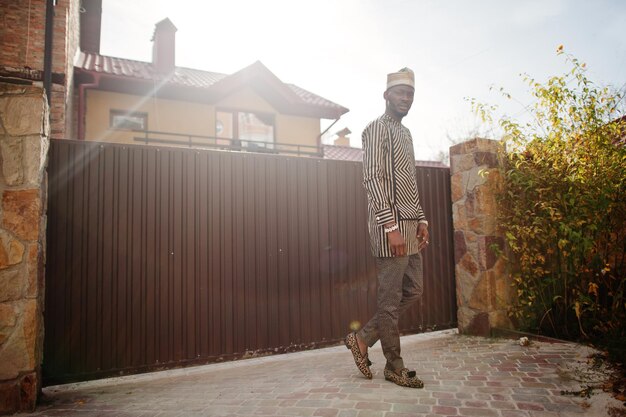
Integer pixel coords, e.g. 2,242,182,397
43,0,56,105
77,73,101,140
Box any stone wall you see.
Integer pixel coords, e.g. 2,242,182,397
450,138,512,336
0,83,48,414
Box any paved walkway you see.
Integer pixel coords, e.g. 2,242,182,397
31,330,623,416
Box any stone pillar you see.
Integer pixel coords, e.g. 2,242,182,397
450,138,512,336
0,83,49,414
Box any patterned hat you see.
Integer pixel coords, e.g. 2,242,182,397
386,67,415,90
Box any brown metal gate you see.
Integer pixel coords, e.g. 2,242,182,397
43,139,456,385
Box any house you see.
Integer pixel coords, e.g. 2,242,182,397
75,12,349,157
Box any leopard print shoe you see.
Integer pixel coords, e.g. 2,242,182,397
384,367,424,388
344,332,372,379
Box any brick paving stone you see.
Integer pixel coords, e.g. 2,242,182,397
485,381,519,388
391,403,431,413
537,363,559,369
347,393,384,401
433,391,456,399
543,401,587,413
464,400,488,408
437,398,462,407
430,386,461,393
439,373,470,380
310,388,341,393
527,413,563,417
252,406,280,415
516,402,546,411
279,399,299,407
258,399,283,406
279,407,316,416
313,408,339,417
500,411,529,417
551,395,580,405
467,376,488,381
233,406,257,415
473,392,498,402
380,390,432,402
491,371,514,376
277,393,309,400
476,387,513,394
419,398,437,405
489,400,516,409
496,367,519,372
309,394,329,400
432,405,458,415
355,411,384,417
381,395,422,404
354,401,390,411
513,387,550,395
512,394,551,403
459,407,499,416
329,400,357,409
325,393,347,400
297,400,333,408
511,394,551,403
521,382,557,389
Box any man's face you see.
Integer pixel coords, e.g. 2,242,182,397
384,85,415,118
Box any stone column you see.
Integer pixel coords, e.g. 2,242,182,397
450,138,512,336
0,83,49,414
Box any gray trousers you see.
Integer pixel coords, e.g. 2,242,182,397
358,253,423,371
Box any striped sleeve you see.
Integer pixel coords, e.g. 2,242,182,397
362,120,394,226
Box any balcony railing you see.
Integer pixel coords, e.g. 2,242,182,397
133,129,323,157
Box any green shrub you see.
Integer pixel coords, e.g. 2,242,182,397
475,49,626,355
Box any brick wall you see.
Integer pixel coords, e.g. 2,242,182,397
0,1,47,71
0,0,81,138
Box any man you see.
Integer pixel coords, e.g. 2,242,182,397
345,67,429,388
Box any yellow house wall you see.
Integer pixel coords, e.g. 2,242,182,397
276,114,320,149
216,87,275,113
85,87,321,149
85,90,216,145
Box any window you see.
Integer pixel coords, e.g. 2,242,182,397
216,111,234,142
216,110,274,149
110,110,148,130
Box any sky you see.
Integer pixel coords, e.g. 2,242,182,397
99,0,626,161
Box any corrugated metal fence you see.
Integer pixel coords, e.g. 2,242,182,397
44,139,456,385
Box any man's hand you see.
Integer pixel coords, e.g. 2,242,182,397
384,222,406,256
387,230,406,257
417,223,429,251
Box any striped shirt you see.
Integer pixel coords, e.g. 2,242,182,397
362,114,427,258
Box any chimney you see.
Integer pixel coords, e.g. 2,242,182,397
80,0,103,53
151,18,177,73
334,127,351,147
